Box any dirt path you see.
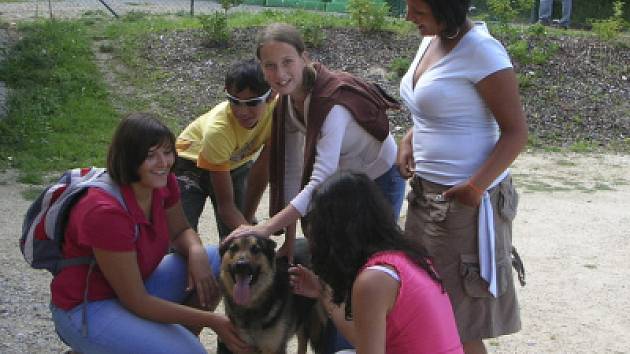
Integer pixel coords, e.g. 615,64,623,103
1,152,629,353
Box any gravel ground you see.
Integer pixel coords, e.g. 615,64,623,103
2,152,630,353
0,0,262,22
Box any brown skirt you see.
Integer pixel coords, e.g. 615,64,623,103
404,175,522,342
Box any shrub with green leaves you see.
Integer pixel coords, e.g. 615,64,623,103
300,23,326,48
388,57,411,78
507,39,529,63
486,0,533,24
508,38,558,66
347,0,390,32
199,13,229,47
591,0,626,40
219,0,243,13
526,22,547,38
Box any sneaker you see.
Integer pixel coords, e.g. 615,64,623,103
551,19,569,29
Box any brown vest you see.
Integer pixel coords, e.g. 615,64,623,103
269,63,400,220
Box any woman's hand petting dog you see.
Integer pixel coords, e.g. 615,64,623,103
213,315,254,353
289,264,323,299
223,224,268,245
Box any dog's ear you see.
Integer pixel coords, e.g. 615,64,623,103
219,238,233,257
257,237,277,262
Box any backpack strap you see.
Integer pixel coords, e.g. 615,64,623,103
57,256,95,270
81,172,140,241
73,171,140,337
52,170,139,273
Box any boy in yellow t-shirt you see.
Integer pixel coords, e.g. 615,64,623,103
175,59,276,239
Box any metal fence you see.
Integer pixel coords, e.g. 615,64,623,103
0,0,406,22
0,0,232,22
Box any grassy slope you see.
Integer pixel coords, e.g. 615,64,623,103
0,12,627,184
0,20,118,183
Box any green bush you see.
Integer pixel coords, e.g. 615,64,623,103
475,0,630,27
486,0,533,24
591,0,627,40
388,57,411,78
508,38,558,66
299,23,326,48
526,22,547,38
199,13,229,47
507,39,529,63
347,0,390,32
219,0,243,13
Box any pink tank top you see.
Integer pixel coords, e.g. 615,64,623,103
362,251,463,354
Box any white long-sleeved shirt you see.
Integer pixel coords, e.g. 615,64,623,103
284,96,397,216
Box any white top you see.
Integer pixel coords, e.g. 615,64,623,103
399,23,512,186
284,96,397,216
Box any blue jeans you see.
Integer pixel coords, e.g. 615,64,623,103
325,164,405,353
539,0,572,26
374,164,406,221
50,246,221,354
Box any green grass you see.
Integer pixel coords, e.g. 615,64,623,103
0,20,119,183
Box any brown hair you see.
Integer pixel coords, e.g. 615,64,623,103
255,23,317,93
107,112,176,185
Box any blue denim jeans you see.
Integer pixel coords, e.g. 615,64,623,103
374,164,406,221
50,245,221,354
175,157,252,240
539,0,572,26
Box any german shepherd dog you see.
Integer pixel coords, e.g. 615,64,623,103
218,235,326,354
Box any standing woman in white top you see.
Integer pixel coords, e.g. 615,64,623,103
397,1,528,353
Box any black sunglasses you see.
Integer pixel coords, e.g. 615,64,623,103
226,89,272,107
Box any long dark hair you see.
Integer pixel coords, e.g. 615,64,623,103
307,172,441,319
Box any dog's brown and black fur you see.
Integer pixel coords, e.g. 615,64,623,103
218,235,326,354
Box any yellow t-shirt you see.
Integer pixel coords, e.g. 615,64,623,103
176,100,275,171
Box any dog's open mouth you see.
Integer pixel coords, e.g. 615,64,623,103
230,261,260,306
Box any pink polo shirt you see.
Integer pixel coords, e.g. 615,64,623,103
51,174,179,310
362,251,463,354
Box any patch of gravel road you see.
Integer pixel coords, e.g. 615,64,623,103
2,152,629,353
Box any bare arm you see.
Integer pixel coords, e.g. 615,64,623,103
351,270,397,354
288,265,398,353
242,143,270,223
396,129,414,179
226,202,301,239
167,200,217,308
443,68,528,206
209,170,249,231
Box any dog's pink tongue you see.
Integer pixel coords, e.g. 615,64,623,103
233,275,251,306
